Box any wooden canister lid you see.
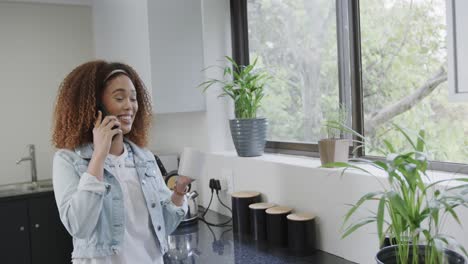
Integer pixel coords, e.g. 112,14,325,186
231,191,261,198
265,206,293,215
249,202,276,210
287,213,315,221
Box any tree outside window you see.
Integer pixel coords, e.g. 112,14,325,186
247,0,468,164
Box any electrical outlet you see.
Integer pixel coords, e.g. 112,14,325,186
221,168,234,194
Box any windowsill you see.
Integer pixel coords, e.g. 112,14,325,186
210,151,467,187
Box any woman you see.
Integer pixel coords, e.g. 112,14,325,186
52,60,191,263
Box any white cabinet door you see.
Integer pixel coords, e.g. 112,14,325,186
93,0,153,92
447,0,468,101
148,0,206,113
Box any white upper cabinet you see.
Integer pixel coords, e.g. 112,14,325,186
447,0,468,101
148,0,206,113
93,0,153,90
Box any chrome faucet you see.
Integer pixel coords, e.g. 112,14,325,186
16,144,37,184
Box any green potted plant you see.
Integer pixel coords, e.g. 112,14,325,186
319,104,350,166
326,123,468,264
199,56,270,157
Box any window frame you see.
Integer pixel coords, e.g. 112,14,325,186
230,0,468,174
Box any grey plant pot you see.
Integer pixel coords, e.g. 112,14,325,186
318,139,350,166
229,118,268,157
376,245,465,264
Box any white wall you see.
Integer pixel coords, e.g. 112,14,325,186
149,112,208,155
92,0,152,90
0,2,93,185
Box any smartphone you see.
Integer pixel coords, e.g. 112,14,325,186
97,103,118,130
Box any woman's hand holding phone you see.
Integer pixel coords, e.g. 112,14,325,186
93,111,122,157
87,111,122,180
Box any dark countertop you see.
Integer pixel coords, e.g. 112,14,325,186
164,208,356,264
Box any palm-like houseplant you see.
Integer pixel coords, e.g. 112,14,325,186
199,56,270,157
325,122,468,264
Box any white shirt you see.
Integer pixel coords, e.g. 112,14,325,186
73,145,163,264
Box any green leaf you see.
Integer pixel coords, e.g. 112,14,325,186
223,66,232,77
377,196,386,244
383,139,396,153
436,235,468,257
440,200,462,226
321,161,376,177
343,191,383,226
425,177,468,191
447,184,468,191
392,124,417,150
373,160,389,171
225,56,238,71
387,192,411,224
342,218,376,239
422,229,432,243
416,129,426,152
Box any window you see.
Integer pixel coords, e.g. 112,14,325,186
232,0,468,169
360,0,468,164
247,0,339,144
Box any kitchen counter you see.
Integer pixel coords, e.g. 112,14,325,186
0,184,356,263
164,208,356,264
0,180,54,201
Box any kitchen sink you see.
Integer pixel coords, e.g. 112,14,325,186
0,180,53,196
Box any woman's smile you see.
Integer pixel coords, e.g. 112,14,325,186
118,114,133,124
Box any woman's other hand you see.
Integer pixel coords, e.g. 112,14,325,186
171,176,194,206
174,176,194,194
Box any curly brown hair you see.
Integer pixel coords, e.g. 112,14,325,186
52,60,152,149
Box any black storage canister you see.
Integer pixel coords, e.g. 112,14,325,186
231,191,261,236
287,213,316,256
249,202,276,241
266,206,293,248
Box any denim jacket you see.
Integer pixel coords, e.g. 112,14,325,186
52,138,187,258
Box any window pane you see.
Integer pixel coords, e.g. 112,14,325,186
361,0,468,163
247,0,339,143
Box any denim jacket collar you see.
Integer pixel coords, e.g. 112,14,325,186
74,138,153,166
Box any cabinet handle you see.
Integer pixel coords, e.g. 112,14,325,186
19,226,25,231
34,224,40,229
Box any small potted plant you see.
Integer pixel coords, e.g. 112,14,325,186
199,56,270,157
328,124,468,264
319,104,350,166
